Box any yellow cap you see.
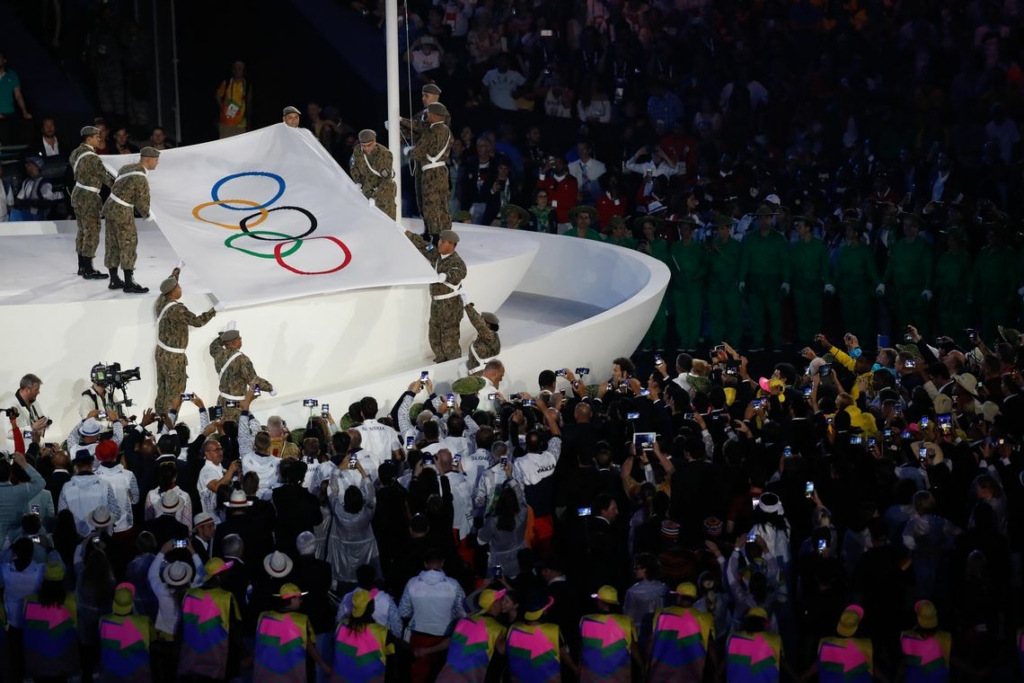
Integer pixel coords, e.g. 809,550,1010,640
673,582,698,599
275,583,306,600
352,589,378,618
113,582,135,616
476,589,507,616
44,561,65,582
204,557,234,579
590,586,619,605
915,600,938,629
747,607,769,620
836,605,864,637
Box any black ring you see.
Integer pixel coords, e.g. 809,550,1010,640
239,206,317,241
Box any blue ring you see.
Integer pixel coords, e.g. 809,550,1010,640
210,172,286,211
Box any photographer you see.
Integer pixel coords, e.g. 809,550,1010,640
3,374,49,450
79,364,119,419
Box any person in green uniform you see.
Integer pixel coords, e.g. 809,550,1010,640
789,215,833,346
637,216,670,351
739,204,790,351
971,223,1019,338
707,215,742,347
935,227,972,342
834,220,881,344
565,206,604,240
605,216,638,249
668,216,706,352
880,213,932,336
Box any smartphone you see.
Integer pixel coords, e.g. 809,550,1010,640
180,392,194,400
684,412,696,420
500,456,508,466
803,386,813,398
453,454,462,465
577,506,591,516
919,446,928,460
540,28,553,37
654,354,664,366
783,446,792,457
420,371,429,388
901,430,912,439
209,406,224,420
225,399,240,408
31,504,40,514
819,363,832,376
303,398,319,408
555,369,567,377
488,393,499,400
405,435,415,449
423,457,434,466
627,412,640,420
966,328,978,343
572,380,580,389
640,389,650,397
321,403,330,417
751,496,760,509
446,393,455,408
726,362,739,376
349,455,359,469
938,413,951,434
576,367,590,376
606,381,614,391
893,403,902,415
905,359,916,369
884,428,893,438
752,398,766,410
747,530,757,543
826,416,834,425
493,565,503,578
805,481,814,497
817,538,828,552
252,384,261,397
97,411,108,420
522,398,537,407
850,435,863,445
920,416,929,428
633,432,656,450
868,437,877,447
173,539,187,549
30,535,41,544
22,429,33,439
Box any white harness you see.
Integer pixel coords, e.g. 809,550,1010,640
217,351,245,400
467,344,497,375
362,154,385,177
72,150,102,193
155,301,186,354
420,129,451,171
109,171,147,208
432,258,462,300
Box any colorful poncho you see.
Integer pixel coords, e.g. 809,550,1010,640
436,614,508,683
817,636,873,683
579,613,635,683
725,630,783,683
900,631,952,683
24,595,80,678
255,610,314,683
179,587,241,680
508,622,562,683
99,613,153,681
648,606,714,683
332,622,392,683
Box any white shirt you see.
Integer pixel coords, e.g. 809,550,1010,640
445,471,474,538
197,459,225,520
95,463,139,533
355,419,401,474
568,158,607,198
242,452,280,499
148,551,204,635
477,376,501,414
482,69,525,111
625,155,681,180
473,462,509,514
41,137,60,157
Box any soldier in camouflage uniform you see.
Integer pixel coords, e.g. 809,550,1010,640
70,125,115,280
153,267,217,414
102,146,160,293
407,102,452,239
350,129,397,220
463,298,501,376
406,228,466,362
400,83,449,217
209,324,275,422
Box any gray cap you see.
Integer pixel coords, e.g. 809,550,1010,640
80,125,101,137
282,106,301,116
439,229,459,245
159,277,179,295
357,129,376,144
220,329,240,343
482,312,499,326
140,146,161,158
422,83,442,96
426,102,449,118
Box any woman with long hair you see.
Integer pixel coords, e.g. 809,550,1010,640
24,560,80,683
477,475,528,578
76,547,116,680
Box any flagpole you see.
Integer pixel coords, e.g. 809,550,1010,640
385,0,402,222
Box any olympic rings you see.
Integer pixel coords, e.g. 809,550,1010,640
195,171,353,276
193,199,269,230
225,230,303,259
239,206,317,241
274,235,352,275
211,172,286,210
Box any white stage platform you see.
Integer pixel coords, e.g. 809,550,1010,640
0,218,668,446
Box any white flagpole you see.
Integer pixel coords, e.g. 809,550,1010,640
385,0,402,222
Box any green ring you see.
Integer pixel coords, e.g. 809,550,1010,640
224,230,302,259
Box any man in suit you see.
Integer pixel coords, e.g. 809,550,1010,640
46,450,72,511
270,459,322,558
292,531,334,672
190,512,215,563
217,532,253,616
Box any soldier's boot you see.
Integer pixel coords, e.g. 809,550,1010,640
80,256,108,280
108,268,125,289
122,269,149,294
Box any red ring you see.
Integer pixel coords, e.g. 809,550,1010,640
273,235,352,275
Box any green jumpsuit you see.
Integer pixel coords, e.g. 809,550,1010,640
641,238,671,350
789,235,831,345
707,236,743,347
934,247,972,342
739,229,790,349
972,244,1018,338
670,236,707,350
883,237,932,335
564,227,605,241
834,241,880,344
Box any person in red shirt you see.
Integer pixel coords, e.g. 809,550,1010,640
595,173,627,232
536,155,579,228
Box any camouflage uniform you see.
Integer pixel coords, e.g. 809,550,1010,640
465,304,501,376
102,163,151,270
69,143,114,258
401,107,451,216
208,337,274,422
350,143,397,220
408,232,466,362
409,120,452,236
153,290,216,414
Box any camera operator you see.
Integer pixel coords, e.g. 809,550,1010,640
2,374,49,449
79,363,120,419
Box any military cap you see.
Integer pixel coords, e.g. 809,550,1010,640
482,312,500,326
568,205,598,224
140,146,161,158
713,214,738,228
159,277,179,295
439,229,460,245
282,106,301,116
452,376,486,395
426,102,449,118
80,125,101,137
220,329,241,343
422,83,442,96
357,129,377,144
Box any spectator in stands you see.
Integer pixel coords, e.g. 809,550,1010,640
32,117,64,159
0,50,31,119
147,126,174,150
4,155,60,221
112,125,139,154
216,60,252,138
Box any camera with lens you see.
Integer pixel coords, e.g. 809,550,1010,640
4,407,18,420
90,362,141,407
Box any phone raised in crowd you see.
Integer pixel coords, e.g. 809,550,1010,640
817,538,828,553
405,435,415,449
684,413,696,421
555,369,567,377
919,447,928,461
627,412,640,420
747,530,757,543
752,398,767,410
253,384,261,397
633,432,656,451
577,507,591,516
31,504,40,514
173,539,188,549
420,371,429,388
805,481,815,498
303,398,319,408
905,359,917,369
819,363,832,376
97,411,108,420
803,386,813,398
321,403,330,417
446,394,455,408
180,392,194,401
850,435,863,445
938,413,952,434
576,367,590,376
783,446,792,457
209,406,224,420
522,398,537,407
654,354,664,366
487,393,499,400
225,400,239,408
920,415,930,428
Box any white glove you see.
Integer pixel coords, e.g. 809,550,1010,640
780,282,790,295
213,301,228,312
403,145,414,156
459,291,469,306
824,284,836,295
438,272,448,282
738,282,746,293
921,290,932,302
875,284,886,296
269,389,277,397
384,120,390,130
176,260,186,271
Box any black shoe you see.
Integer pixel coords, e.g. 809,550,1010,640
81,257,108,280
122,269,149,294
108,268,125,289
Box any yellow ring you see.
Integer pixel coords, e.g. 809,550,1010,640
192,198,269,230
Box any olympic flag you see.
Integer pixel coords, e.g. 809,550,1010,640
104,124,440,308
